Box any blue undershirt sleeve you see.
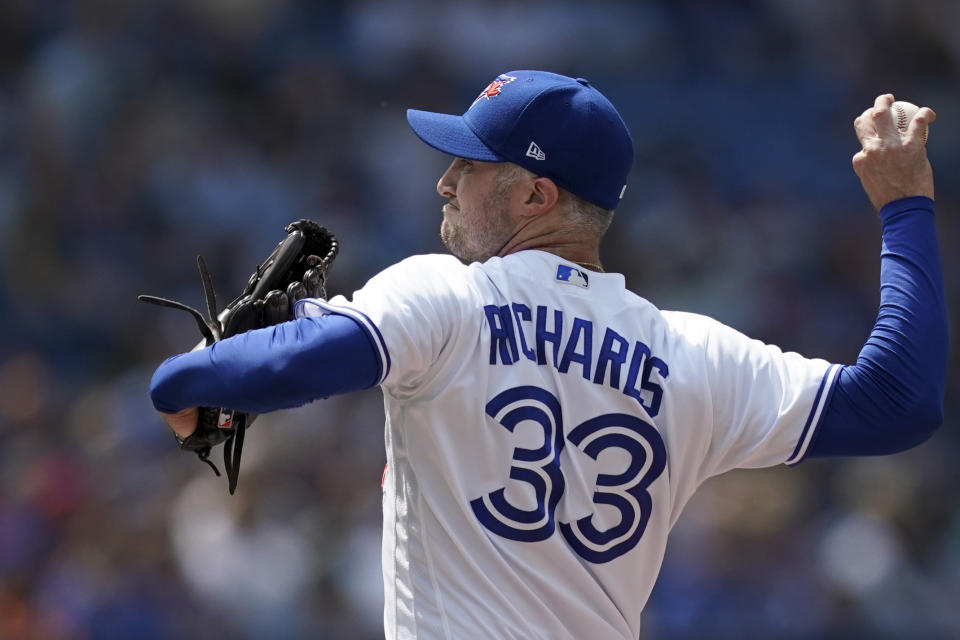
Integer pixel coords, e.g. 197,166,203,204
807,196,947,458
150,313,380,414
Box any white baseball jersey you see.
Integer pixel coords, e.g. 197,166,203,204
295,249,838,640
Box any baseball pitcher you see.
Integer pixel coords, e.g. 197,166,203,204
146,72,946,639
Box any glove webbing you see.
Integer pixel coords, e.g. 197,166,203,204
197,257,247,496
141,256,249,495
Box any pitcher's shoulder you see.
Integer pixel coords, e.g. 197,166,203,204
363,254,479,306
367,254,468,286
656,309,724,345
387,253,466,275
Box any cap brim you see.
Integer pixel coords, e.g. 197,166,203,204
406,109,503,162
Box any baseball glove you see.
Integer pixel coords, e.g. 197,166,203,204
139,220,339,494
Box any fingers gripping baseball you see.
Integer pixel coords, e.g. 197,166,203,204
907,107,935,144
852,94,936,210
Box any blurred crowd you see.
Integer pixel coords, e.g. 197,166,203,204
0,0,958,638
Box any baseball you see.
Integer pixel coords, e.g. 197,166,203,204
891,101,928,144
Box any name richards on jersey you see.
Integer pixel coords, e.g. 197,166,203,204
484,303,670,418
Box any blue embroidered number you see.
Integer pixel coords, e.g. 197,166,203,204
559,413,666,563
472,386,667,563
470,386,566,542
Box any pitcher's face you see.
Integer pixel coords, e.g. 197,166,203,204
436,158,517,264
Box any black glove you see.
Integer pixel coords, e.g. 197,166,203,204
140,220,339,493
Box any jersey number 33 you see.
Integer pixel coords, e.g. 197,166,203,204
470,385,667,564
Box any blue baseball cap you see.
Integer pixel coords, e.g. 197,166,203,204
407,70,634,211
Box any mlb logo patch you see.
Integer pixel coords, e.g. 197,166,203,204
556,264,589,288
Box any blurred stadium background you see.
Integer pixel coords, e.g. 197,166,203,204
0,0,958,638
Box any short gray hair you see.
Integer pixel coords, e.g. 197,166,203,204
494,162,535,189
558,189,614,238
495,163,614,239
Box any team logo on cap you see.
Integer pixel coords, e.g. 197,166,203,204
471,74,517,107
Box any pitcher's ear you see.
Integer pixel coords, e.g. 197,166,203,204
521,176,559,216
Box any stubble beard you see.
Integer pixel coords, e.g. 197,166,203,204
441,183,514,264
